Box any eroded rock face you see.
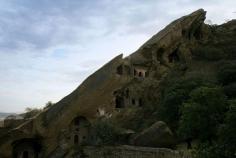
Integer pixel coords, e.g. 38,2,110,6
130,121,175,148
1,9,235,158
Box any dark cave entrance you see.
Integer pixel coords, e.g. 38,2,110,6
12,138,41,158
132,98,136,105
156,47,165,61
116,65,123,75
138,98,143,107
74,135,79,145
168,49,180,63
115,96,124,108
23,151,29,158
138,72,143,77
70,116,90,146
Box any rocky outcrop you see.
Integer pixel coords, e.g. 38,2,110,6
1,8,235,158
131,121,175,148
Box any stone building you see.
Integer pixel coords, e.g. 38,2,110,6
70,116,91,145
12,138,41,158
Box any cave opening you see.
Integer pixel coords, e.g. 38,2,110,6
74,135,79,145
168,48,180,63
139,98,143,107
12,138,41,158
115,96,125,108
156,47,165,61
23,151,29,158
116,65,123,75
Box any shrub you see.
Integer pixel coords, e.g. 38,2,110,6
217,61,236,85
91,119,121,145
223,82,236,98
158,77,213,129
193,46,225,61
194,142,226,158
23,108,42,119
178,86,227,143
218,100,236,157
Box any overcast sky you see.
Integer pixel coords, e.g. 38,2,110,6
0,0,235,113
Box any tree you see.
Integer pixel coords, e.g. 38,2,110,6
217,61,236,85
23,107,42,119
218,100,236,158
91,119,121,145
178,87,227,146
44,101,54,109
158,77,211,129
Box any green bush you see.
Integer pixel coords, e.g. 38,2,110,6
218,100,236,157
192,100,236,158
23,107,42,119
217,61,236,85
178,86,227,142
91,119,121,145
223,83,236,98
194,142,226,158
158,77,212,129
193,46,225,61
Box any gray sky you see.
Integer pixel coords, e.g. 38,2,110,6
0,0,235,113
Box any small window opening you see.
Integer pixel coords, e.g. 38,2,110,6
138,72,143,77
74,119,79,126
139,98,143,107
115,96,124,108
134,69,137,76
156,47,165,61
125,89,129,98
74,135,79,144
132,99,136,105
168,49,180,63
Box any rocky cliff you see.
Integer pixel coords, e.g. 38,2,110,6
0,9,235,158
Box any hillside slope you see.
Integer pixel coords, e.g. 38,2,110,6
0,9,235,158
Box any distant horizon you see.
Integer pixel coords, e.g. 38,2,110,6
0,0,235,113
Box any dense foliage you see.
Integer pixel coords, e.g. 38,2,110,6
193,46,225,61
91,119,121,145
178,87,227,142
158,77,212,129
157,60,236,158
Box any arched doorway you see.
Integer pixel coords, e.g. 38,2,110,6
12,138,41,158
138,72,143,77
70,116,90,145
23,151,29,158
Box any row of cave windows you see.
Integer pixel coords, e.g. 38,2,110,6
115,97,143,108
116,66,148,78
117,48,180,77
157,47,180,63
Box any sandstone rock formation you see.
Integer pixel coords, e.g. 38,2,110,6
130,121,175,148
0,8,235,158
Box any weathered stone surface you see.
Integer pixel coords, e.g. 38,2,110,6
82,145,191,158
0,8,235,158
131,121,175,148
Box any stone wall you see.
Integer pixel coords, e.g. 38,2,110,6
83,145,191,158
